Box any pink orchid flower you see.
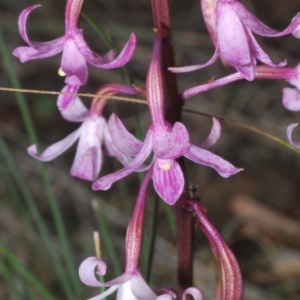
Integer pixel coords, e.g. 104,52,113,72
13,0,136,109
28,84,141,181
80,170,202,300
169,0,300,81
92,34,242,205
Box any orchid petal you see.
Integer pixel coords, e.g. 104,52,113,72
282,88,300,111
17,4,42,46
217,2,252,80
79,256,131,287
103,49,116,62
61,36,88,85
293,21,300,38
201,0,218,45
103,126,132,165
185,145,243,178
60,93,89,122
287,123,300,148
13,38,65,62
168,48,219,73
182,287,203,300
232,2,278,35
108,114,143,155
199,117,221,149
77,33,137,69
153,159,184,205
153,123,190,159
57,84,79,111
13,5,64,62
78,257,107,287
246,28,286,67
27,127,82,161
92,130,153,191
70,117,104,181
104,123,151,171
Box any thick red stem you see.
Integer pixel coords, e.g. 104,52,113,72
150,0,194,293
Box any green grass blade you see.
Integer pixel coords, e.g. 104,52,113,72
0,259,22,300
81,11,113,49
0,242,57,300
0,135,75,299
0,159,26,216
0,31,83,297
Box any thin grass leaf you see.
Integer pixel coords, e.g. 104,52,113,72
0,242,56,300
0,259,22,300
0,135,75,299
0,159,26,216
81,11,113,49
0,31,83,297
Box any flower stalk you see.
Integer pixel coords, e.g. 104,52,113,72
150,0,194,293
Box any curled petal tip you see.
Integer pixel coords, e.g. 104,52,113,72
27,144,38,156
78,257,107,287
222,167,244,178
91,180,112,191
287,123,300,148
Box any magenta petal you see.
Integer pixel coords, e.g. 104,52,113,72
182,287,203,300
13,5,64,62
232,2,278,36
153,159,184,205
103,49,116,62
60,94,89,122
287,123,300,148
185,145,243,178
282,88,300,111
103,127,131,164
70,117,105,181
78,33,137,69
78,257,107,287
153,123,190,159
61,35,88,84
247,29,286,67
57,84,79,111
108,114,143,155
199,117,221,149
27,127,82,161
217,3,252,78
168,48,219,73
92,130,153,191
17,4,42,46
13,38,64,63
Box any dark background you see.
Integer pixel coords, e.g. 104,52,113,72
1,0,300,299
